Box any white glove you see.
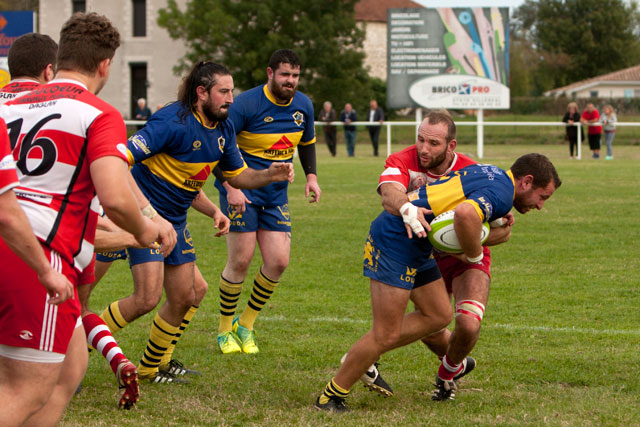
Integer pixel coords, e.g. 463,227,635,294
400,202,425,235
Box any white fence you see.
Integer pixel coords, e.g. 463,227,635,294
125,119,631,160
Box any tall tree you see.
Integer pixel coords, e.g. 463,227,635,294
511,0,640,95
157,0,377,112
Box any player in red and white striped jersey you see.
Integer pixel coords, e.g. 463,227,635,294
374,111,514,399
0,13,174,425
0,33,58,106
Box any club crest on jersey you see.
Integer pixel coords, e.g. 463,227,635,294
263,116,274,123
193,140,202,151
292,111,304,127
218,136,225,152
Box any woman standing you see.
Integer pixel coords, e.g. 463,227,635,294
562,102,581,159
600,104,617,160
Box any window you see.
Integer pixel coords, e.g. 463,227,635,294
132,0,146,37
624,89,633,98
72,0,86,13
130,63,148,119
634,89,640,98
589,90,598,98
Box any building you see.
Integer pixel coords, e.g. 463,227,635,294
355,0,422,81
544,64,640,99
39,0,186,119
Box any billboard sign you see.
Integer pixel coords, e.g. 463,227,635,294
387,7,509,110
0,11,36,87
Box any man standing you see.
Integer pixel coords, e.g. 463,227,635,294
340,102,358,157
315,153,560,412
0,13,168,425
318,101,337,156
376,111,514,400
367,99,384,156
0,32,58,105
99,61,293,382
215,49,321,354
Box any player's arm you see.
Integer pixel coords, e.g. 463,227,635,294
226,162,294,189
191,189,230,237
213,165,251,213
380,182,410,215
453,202,485,263
94,217,142,252
380,181,429,238
484,212,515,246
0,190,73,304
298,143,321,203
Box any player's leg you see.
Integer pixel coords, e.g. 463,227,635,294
316,278,412,412
22,325,88,425
158,265,207,376
139,262,195,382
100,255,164,332
218,231,257,353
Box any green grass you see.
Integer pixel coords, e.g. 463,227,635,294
63,143,640,426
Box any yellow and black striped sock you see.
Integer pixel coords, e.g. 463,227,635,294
159,305,198,369
138,313,179,379
239,269,278,331
99,301,128,334
219,275,242,333
318,378,350,405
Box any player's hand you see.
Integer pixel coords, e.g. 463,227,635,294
305,174,321,203
268,162,294,183
227,187,250,214
213,210,230,237
152,214,177,256
38,268,74,305
400,202,430,239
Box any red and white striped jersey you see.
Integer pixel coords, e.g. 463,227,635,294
378,145,476,192
0,117,18,195
0,78,129,274
0,79,41,106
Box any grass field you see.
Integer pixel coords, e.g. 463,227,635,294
63,142,640,426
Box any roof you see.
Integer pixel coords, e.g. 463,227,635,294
545,64,640,96
354,0,423,23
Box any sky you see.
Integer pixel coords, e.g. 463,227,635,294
414,0,526,8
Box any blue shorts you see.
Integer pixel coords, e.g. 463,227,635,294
220,197,291,233
127,222,196,266
363,235,441,290
95,250,127,263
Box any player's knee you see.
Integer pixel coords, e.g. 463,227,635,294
373,327,401,350
193,276,208,304
454,300,485,335
134,292,162,314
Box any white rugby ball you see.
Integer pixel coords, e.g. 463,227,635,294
428,210,489,253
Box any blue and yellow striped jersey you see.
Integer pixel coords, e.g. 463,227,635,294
216,84,316,206
370,163,516,268
128,102,247,224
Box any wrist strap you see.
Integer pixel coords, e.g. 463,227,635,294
142,204,158,219
467,252,484,263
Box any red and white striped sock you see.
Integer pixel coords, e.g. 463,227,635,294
83,313,127,374
437,354,463,381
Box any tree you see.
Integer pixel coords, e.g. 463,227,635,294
157,0,380,113
511,0,640,95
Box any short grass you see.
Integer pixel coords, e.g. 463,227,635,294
62,142,640,426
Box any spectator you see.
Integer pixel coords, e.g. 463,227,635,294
134,97,152,120
562,102,581,159
600,104,616,160
340,103,357,157
318,101,337,156
580,103,602,159
367,99,384,156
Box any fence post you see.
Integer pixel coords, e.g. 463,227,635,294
477,109,484,159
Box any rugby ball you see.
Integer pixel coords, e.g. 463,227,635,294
428,210,490,253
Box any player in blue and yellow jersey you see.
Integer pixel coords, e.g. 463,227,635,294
315,154,561,412
213,49,321,354
98,62,294,383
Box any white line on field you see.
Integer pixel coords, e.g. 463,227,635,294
259,316,640,336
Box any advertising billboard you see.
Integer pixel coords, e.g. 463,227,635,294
0,11,36,87
387,7,509,110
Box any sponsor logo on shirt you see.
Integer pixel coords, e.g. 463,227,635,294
0,154,15,170
129,135,150,154
193,140,202,151
19,330,33,341
264,116,274,123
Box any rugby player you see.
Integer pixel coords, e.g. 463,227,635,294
0,12,169,425
214,49,321,354
99,61,294,383
0,32,57,105
315,153,560,412
374,111,514,398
